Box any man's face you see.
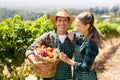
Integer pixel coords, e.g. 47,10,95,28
55,16,70,32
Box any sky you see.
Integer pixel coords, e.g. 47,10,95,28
0,0,120,9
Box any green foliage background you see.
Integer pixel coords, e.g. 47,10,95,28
0,14,120,79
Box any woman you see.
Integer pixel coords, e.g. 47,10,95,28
59,11,103,80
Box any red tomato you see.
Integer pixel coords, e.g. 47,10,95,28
47,47,54,52
41,45,46,49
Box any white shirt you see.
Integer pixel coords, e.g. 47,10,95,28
58,35,67,44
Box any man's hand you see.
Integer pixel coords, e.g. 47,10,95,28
27,54,52,71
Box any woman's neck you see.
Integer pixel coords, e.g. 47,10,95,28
83,32,89,39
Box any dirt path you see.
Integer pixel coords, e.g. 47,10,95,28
97,45,120,80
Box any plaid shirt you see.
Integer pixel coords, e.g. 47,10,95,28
73,33,98,80
25,30,74,79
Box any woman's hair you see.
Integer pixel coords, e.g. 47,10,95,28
76,11,103,48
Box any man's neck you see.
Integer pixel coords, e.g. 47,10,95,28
57,30,67,35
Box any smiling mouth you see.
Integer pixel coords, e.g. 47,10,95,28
60,25,66,28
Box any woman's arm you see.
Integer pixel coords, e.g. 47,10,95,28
59,52,75,66
74,41,99,71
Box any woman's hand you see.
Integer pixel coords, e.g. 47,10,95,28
59,52,69,62
68,32,74,41
59,52,75,66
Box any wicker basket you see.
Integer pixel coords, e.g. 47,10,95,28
34,59,59,78
34,41,60,78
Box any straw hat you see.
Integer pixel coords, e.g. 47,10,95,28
50,9,74,26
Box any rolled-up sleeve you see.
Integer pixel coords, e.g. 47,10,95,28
25,32,49,57
25,43,35,57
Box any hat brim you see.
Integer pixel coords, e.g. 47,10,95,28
50,14,75,26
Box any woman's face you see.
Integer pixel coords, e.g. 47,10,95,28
75,18,89,35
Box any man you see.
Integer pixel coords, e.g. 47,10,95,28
25,9,74,80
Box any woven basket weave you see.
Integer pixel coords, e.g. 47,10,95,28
34,41,60,78
34,59,59,78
